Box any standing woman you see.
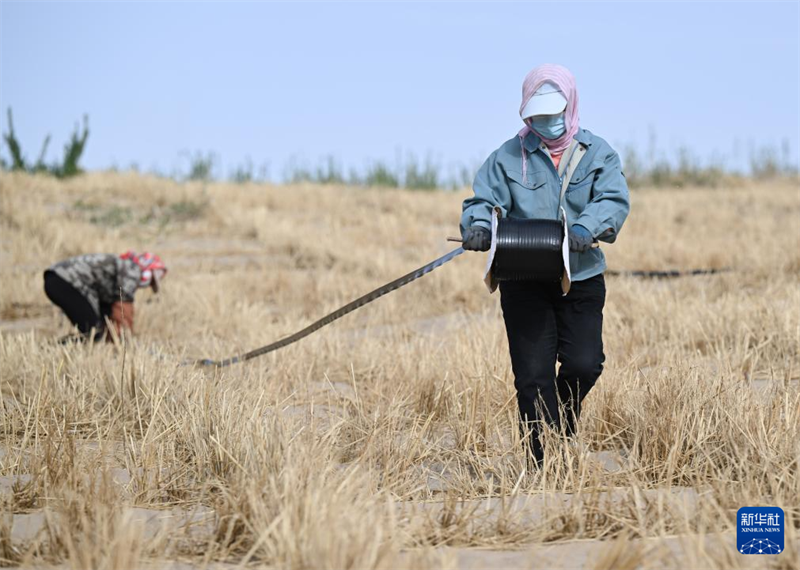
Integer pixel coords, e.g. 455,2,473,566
460,64,630,464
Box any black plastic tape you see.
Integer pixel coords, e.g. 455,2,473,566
492,218,563,282
195,246,465,367
606,267,732,278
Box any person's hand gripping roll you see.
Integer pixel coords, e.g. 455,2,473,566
461,226,491,252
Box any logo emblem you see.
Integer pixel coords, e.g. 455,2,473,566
737,507,784,554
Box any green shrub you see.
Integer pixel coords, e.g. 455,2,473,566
89,205,132,227
184,151,216,181
165,198,208,222
362,161,399,187
54,116,89,177
2,108,89,178
403,154,439,190
230,157,254,183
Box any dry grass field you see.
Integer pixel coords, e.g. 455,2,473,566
1,171,799,569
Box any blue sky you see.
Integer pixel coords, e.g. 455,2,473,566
1,1,798,180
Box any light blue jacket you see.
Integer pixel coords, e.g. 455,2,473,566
461,128,630,282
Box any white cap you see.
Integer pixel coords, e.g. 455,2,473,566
520,81,567,119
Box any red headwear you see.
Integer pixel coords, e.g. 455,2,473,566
120,251,167,292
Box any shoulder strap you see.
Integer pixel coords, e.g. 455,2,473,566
559,141,587,206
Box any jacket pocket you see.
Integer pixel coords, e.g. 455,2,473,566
566,159,603,208
505,169,547,192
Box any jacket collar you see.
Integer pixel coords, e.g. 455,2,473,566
573,128,593,147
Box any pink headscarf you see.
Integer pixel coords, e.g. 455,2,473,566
517,64,580,180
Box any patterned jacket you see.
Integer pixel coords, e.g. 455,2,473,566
47,254,142,316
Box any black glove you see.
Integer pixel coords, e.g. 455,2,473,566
568,224,594,253
462,226,491,252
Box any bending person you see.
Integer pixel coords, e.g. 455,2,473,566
43,251,167,341
460,64,630,465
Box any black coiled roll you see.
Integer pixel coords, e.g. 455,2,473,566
492,218,564,282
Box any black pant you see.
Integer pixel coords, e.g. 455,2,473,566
43,270,105,339
499,274,606,463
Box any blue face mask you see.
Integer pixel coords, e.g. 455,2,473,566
529,113,566,140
